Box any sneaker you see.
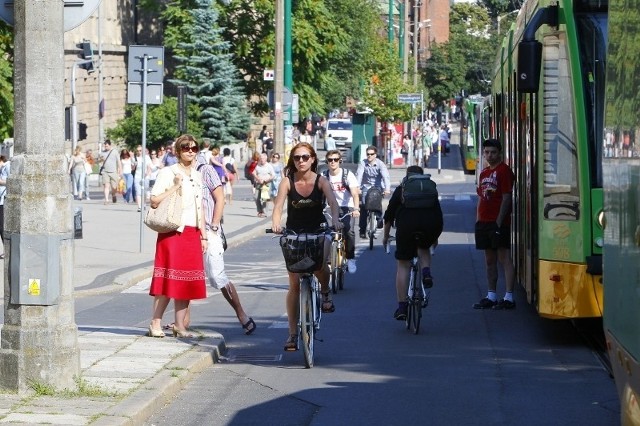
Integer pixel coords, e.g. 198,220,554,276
472,297,497,309
360,233,366,239
492,299,516,310
377,218,384,229
422,273,433,289
347,259,357,274
393,306,407,321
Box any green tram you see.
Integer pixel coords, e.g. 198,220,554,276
489,0,606,319
459,95,491,175
603,0,640,422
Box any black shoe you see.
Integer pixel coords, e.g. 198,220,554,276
393,306,407,321
492,299,516,310
377,218,384,229
360,233,366,239
422,273,433,289
473,297,497,309
112,195,117,203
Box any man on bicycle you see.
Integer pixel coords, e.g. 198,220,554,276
382,166,443,320
323,150,360,273
356,145,390,238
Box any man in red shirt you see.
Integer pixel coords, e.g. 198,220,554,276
473,139,516,310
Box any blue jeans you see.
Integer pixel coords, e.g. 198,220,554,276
123,173,133,202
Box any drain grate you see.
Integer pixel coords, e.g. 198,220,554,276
226,354,283,363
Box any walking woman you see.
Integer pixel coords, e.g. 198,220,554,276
147,134,207,338
68,146,87,200
271,142,343,351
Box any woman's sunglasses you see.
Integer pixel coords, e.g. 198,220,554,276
180,145,199,153
293,154,311,162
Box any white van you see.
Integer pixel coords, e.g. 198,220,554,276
325,118,353,148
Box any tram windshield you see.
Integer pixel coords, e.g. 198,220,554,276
576,12,607,188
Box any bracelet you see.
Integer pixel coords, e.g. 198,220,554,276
201,237,208,241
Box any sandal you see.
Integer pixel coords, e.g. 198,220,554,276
284,334,298,351
321,292,335,313
242,318,257,335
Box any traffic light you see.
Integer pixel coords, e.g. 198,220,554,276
78,122,87,141
76,40,94,72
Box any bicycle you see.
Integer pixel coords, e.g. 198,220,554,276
385,235,430,335
363,187,383,251
324,209,353,293
266,226,328,368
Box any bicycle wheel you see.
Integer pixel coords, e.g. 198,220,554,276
337,264,345,291
368,213,375,250
409,267,422,334
299,276,315,368
329,242,338,294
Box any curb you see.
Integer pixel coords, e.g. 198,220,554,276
91,334,226,426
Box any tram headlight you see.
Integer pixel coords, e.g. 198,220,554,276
597,210,605,229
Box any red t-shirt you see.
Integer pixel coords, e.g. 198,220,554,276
477,161,514,223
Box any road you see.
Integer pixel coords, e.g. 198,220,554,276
73,177,619,425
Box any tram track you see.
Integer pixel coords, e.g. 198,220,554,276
572,318,613,378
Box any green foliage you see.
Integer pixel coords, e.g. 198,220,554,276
360,46,416,123
166,0,251,143
106,97,204,149
218,0,388,118
0,21,13,139
423,3,500,106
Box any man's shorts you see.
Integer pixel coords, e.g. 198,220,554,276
394,210,443,261
101,170,119,189
475,221,510,250
203,229,230,289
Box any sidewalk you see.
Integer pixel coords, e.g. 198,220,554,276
0,145,466,424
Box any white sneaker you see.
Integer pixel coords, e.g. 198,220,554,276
347,259,357,274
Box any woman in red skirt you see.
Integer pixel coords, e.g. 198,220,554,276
147,135,207,338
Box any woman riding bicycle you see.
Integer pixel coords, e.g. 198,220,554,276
382,165,443,321
271,142,343,351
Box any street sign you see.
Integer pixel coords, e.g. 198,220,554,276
128,45,164,84
263,69,274,81
267,87,293,109
397,93,423,104
127,82,163,105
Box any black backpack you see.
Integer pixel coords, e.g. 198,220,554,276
401,173,438,209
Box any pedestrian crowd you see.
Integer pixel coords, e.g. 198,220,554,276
55,124,515,349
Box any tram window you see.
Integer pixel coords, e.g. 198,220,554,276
542,34,580,221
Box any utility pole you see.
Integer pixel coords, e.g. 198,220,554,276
399,0,405,76
1,0,80,394
413,1,420,86
274,0,285,156
402,0,409,83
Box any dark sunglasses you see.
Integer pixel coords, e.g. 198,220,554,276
326,158,340,163
181,145,198,153
366,152,376,156
293,154,311,162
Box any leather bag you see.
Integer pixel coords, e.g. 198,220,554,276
144,187,182,233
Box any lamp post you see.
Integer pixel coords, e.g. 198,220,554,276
412,2,421,86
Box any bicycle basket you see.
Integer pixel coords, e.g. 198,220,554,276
364,187,383,212
279,233,326,273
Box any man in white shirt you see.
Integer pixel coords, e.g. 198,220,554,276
324,150,360,272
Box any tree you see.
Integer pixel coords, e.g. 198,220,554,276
0,21,13,139
106,97,204,149
422,3,498,106
360,45,416,123
168,0,251,143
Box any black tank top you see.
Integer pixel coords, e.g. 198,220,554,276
286,174,326,232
